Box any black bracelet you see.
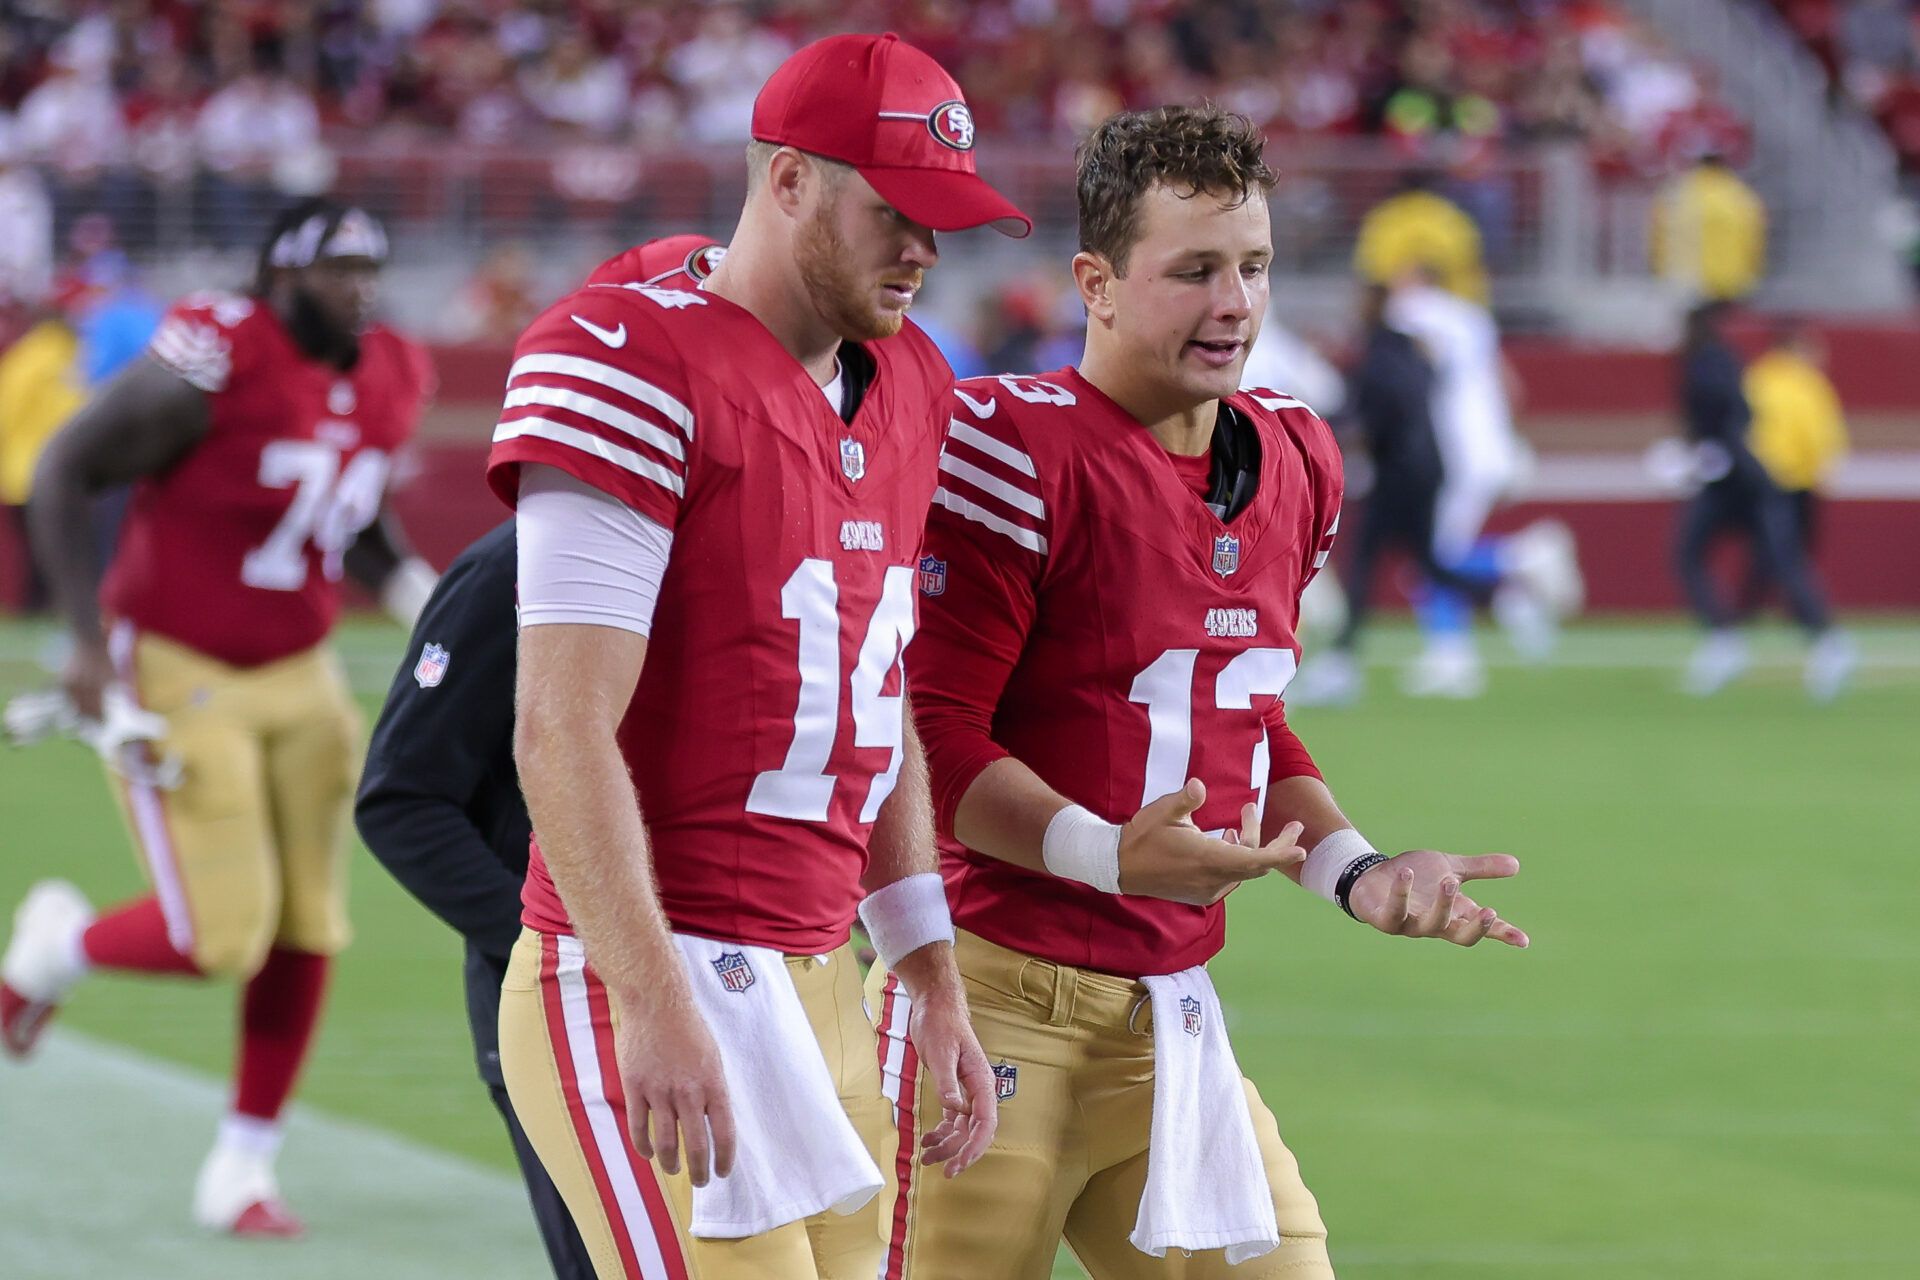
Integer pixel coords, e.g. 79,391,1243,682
1335,853,1389,919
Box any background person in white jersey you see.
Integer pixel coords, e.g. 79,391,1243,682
1383,266,1580,698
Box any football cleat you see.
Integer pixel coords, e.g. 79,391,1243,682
1682,631,1749,697
1,880,94,1059
1803,631,1856,703
1401,641,1485,700
1496,520,1584,661
194,1146,305,1239
1285,651,1364,707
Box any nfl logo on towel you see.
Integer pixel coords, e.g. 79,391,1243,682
840,438,866,482
917,554,947,597
1180,995,1203,1036
711,951,755,993
992,1062,1018,1100
413,643,450,688
1211,533,1240,579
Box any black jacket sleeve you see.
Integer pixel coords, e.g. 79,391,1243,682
355,521,528,960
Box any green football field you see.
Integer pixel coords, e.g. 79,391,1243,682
2,616,1915,1279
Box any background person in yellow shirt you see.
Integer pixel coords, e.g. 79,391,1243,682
0,295,85,611
1741,317,1847,608
1354,169,1489,304
1650,152,1767,302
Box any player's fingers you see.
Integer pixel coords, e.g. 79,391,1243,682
1417,877,1460,935
708,1089,738,1180
1259,821,1307,868
1452,853,1520,881
1387,865,1414,933
919,1113,962,1153
1445,904,1498,947
681,1105,713,1188
1142,778,1207,827
948,1053,998,1176
650,1096,681,1175
1488,918,1531,949
629,1096,655,1162
1238,803,1261,848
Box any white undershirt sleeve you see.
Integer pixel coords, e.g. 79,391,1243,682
516,464,674,635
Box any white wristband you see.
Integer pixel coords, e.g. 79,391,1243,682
856,873,954,970
382,557,439,629
1041,804,1123,894
1300,828,1379,904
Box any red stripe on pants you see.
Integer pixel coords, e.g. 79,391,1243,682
538,933,647,1280
879,974,921,1280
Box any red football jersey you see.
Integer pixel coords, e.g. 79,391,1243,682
487,282,953,954
103,292,432,667
911,369,1343,978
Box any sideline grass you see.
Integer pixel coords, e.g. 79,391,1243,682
3,616,1915,1278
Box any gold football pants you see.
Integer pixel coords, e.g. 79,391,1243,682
500,929,893,1280
868,929,1334,1279
108,624,357,975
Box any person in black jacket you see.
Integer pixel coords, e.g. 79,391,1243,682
1674,301,1852,699
355,520,591,1279
1290,284,1552,705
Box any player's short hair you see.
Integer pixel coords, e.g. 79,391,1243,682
1076,105,1276,277
745,140,853,195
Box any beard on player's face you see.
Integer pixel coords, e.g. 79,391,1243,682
284,282,362,366
795,194,924,344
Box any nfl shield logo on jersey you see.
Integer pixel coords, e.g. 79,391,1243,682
413,643,450,689
992,1062,1018,1100
839,438,866,482
711,951,755,994
1211,533,1241,579
917,554,947,597
1180,995,1203,1036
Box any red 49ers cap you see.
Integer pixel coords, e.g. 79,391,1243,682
751,32,1031,238
585,235,726,289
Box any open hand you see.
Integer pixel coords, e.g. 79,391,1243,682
1117,780,1306,906
1347,849,1529,948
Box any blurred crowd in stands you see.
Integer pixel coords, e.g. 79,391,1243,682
1772,0,1920,171
0,1,1747,230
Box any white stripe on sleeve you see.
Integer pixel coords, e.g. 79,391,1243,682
946,421,1037,477
932,486,1049,555
938,453,1046,518
492,419,685,498
507,353,694,438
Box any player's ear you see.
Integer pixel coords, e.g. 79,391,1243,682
1072,251,1116,325
764,146,810,219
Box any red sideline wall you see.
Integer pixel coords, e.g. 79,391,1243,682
3,331,1916,614
384,449,1919,612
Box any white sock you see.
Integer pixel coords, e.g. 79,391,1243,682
60,918,92,984
217,1113,284,1162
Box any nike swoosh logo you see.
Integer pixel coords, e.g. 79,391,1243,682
955,388,996,419
571,314,627,348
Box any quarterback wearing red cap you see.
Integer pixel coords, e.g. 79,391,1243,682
490,32,1026,1280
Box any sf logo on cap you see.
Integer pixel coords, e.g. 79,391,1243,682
928,100,975,151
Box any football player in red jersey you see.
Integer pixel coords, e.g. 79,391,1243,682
1,198,435,1238
486,33,1029,1280
875,107,1532,1278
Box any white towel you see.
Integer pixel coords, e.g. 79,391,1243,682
671,934,883,1238
1130,966,1280,1265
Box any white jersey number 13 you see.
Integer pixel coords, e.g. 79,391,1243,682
1129,647,1299,822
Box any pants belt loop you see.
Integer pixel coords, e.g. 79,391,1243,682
1046,962,1076,1028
